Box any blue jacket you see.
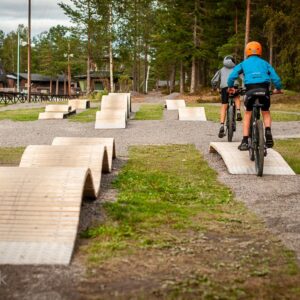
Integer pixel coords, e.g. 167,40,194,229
227,55,282,89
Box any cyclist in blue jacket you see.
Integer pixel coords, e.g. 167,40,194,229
227,41,282,150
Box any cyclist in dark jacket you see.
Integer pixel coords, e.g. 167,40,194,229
211,55,242,138
228,41,282,150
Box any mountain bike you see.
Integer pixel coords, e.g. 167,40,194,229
226,93,237,142
247,89,270,176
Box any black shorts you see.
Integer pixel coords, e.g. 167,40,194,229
244,83,270,112
220,87,239,104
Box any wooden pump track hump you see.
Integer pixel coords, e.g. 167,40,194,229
19,145,109,197
101,95,129,118
52,137,116,172
39,104,76,120
165,99,186,110
178,107,207,121
109,92,132,113
0,167,96,265
68,99,90,110
209,142,295,175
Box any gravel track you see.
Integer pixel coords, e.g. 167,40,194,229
0,92,299,298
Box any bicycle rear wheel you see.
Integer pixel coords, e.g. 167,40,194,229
227,106,234,142
254,120,265,176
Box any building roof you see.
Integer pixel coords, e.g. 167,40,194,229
13,73,66,83
74,71,122,80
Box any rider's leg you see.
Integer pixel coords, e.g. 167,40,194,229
234,96,242,121
219,104,227,138
262,110,274,147
238,111,251,150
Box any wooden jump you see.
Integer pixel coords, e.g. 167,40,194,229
68,99,90,110
0,167,95,264
178,107,207,121
52,137,116,172
19,145,109,196
109,92,131,113
95,110,127,129
166,99,186,110
39,105,76,120
209,142,295,175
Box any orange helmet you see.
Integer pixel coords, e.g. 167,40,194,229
245,41,262,57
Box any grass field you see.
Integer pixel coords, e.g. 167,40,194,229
275,138,300,174
134,104,164,120
0,147,25,165
68,107,98,123
81,145,300,298
0,108,44,121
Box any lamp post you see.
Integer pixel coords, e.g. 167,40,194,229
64,43,73,97
27,0,31,102
17,32,20,93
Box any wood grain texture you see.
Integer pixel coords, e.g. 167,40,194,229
0,167,95,264
166,99,186,110
52,137,116,172
68,99,90,110
45,105,72,112
101,95,128,118
38,112,67,120
19,145,109,196
109,92,131,113
209,142,295,175
95,110,126,129
179,107,207,121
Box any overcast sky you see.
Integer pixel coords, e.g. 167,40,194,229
1,0,73,36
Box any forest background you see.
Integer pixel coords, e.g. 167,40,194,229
0,0,299,93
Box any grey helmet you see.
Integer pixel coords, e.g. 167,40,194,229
223,55,236,68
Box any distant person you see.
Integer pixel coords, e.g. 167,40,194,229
227,41,282,150
211,55,242,138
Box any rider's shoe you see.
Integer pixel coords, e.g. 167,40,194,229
236,111,242,121
265,128,274,148
218,125,225,138
238,139,249,151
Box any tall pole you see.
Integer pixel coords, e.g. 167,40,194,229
68,42,71,96
244,0,251,59
17,31,20,93
27,0,31,102
109,4,114,92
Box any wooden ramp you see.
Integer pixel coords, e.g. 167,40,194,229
52,137,116,172
166,99,186,110
0,167,95,265
38,112,68,120
101,95,128,118
68,99,90,110
95,110,126,129
209,142,295,175
19,145,109,196
109,92,131,113
45,105,73,113
179,107,207,121
39,105,76,120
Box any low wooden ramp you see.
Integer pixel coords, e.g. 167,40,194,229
19,145,109,196
166,99,186,110
101,95,128,118
209,142,295,175
52,137,116,172
179,107,207,121
38,112,67,120
0,167,95,265
45,105,73,113
95,110,126,129
39,105,76,120
109,92,131,113
68,99,90,110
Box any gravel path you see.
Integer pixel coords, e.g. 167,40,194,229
0,96,299,255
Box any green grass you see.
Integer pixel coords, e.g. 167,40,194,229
81,145,300,298
274,139,300,174
0,147,25,165
0,108,44,121
134,104,164,120
68,107,98,123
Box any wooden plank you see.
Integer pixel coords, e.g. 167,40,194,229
179,107,207,121
45,105,72,112
166,99,186,110
95,110,126,129
68,99,90,110
101,95,129,118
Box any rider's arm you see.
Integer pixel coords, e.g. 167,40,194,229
267,63,282,90
227,63,243,88
211,70,221,89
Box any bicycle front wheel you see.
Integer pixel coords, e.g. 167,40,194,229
227,106,234,142
254,120,265,176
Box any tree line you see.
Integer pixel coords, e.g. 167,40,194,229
0,0,299,93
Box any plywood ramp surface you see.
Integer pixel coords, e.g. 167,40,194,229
109,92,131,113
101,95,128,118
39,112,66,120
0,167,95,265
45,105,72,113
95,110,126,129
179,107,207,121
209,142,295,175
52,137,116,172
68,99,90,110
19,145,109,196
166,99,186,110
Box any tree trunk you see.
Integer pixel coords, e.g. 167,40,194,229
235,5,238,59
64,73,67,95
86,0,91,94
109,4,114,92
56,78,59,95
169,65,176,93
244,0,251,59
143,43,148,94
50,78,53,95
180,61,184,94
269,30,273,65
190,0,198,94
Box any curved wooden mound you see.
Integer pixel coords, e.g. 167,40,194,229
209,142,295,175
52,137,116,172
166,99,186,110
95,110,127,129
0,167,95,265
109,92,131,113
179,107,207,121
19,145,109,197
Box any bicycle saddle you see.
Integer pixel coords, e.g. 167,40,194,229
246,88,268,97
